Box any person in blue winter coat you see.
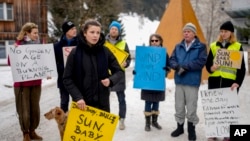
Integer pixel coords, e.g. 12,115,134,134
169,23,207,141
54,21,77,112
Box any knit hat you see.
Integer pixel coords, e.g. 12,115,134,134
220,21,234,32
109,21,121,33
62,21,75,34
183,22,197,34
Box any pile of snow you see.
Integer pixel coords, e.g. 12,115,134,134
119,13,159,51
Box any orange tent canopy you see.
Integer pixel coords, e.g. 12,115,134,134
156,0,209,81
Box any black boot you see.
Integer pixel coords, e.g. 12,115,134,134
171,122,184,137
152,111,162,130
188,122,196,141
144,112,151,131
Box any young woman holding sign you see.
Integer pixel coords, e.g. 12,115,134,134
205,21,246,141
63,19,123,113
8,22,43,141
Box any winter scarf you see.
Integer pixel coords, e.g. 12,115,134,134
73,32,108,90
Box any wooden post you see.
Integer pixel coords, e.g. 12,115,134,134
248,49,250,75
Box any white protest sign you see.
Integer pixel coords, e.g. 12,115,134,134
62,46,75,67
200,87,241,137
8,44,57,82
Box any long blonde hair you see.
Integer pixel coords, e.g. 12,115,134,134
17,22,38,41
216,32,238,44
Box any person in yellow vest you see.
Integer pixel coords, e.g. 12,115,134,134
105,21,131,130
205,21,246,141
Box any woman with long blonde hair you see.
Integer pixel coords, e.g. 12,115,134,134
8,22,43,141
205,21,246,141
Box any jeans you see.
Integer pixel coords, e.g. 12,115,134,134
145,101,159,112
59,86,70,113
116,91,126,118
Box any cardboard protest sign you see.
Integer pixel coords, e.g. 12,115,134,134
63,102,119,141
200,88,241,137
104,42,129,68
214,49,243,69
133,46,166,91
62,46,75,66
8,44,57,82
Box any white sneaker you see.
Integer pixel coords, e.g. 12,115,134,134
119,118,125,130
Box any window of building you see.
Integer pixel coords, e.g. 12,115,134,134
0,40,15,59
0,3,3,19
0,3,13,21
0,41,6,59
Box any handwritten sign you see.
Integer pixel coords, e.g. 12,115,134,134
200,88,241,137
133,46,166,91
104,42,129,68
8,44,57,82
62,46,75,67
63,102,119,141
214,49,243,69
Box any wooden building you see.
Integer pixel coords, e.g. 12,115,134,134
0,0,48,64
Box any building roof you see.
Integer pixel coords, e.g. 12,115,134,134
226,8,250,18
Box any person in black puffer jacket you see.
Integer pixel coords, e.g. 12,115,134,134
63,19,123,112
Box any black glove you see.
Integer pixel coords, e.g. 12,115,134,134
163,66,171,72
174,65,180,71
177,67,186,75
132,70,136,75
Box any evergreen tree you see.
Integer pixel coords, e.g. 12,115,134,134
48,0,122,41
236,15,250,44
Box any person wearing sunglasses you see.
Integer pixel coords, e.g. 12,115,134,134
169,23,207,141
140,33,170,131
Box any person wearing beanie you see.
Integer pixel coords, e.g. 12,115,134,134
220,21,234,32
205,21,246,141
183,22,197,34
54,20,77,113
62,21,76,34
169,22,207,141
105,21,131,130
109,21,122,34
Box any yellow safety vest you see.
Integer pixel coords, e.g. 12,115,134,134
209,42,241,80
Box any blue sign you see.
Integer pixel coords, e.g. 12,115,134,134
133,46,166,91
